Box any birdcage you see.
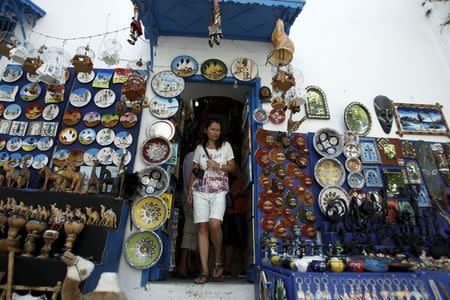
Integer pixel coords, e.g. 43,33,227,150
22,45,47,75
100,39,122,66
10,41,32,64
36,47,70,85
71,45,95,73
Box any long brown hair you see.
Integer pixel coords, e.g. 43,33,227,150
200,118,225,149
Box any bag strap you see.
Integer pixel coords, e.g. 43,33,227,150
202,145,211,159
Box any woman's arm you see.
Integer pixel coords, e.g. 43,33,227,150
206,158,236,174
186,162,199,206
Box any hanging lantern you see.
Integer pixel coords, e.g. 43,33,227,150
266,19,295,67
71,45,95,73
0,31,18,59
100,39,122,66
22,45,47,75
10,41,33,64
122,74,145,101
36,47,70,85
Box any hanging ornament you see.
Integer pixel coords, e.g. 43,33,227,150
266,19,295,67
71,45,95,73
208,0,223,47
22,45,47,75
0,31,18,59
36,46,70,85
10,40,33,64
100,38,122,66
127,4,143,45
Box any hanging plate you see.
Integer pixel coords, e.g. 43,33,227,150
37,136,54,151
231,58,258,81
201,59,227,81
138,166,170,197
96,128,115,146
147,120,175,140
27,73,40,83
69,88,91,107
314,157,345,187
171,55,198,77
58,127,78,145
141,137,172,166
318,186,350,217
0,138,5,151
6,137,22,152
131,196,168,230
252,108,269,124
313,127,343,158
347,172,365,189
3,104,22,120
123,230,163,269
9,153,22,167
25,103,43,120
22,137,37,151
113,148,132,166
20,83,41,101
78,128,96,145
342,130,359,145
83,111,101,127
0,103,4,117
344,102,372,136
2,65,23,82
63,109,81,126
268,109,285,124
120,112,138,129
101,114,120,128
345,157,362,173
42,104,59,121
77,71,95,83
83,148,99,166
53,149,70,167
114,131,133,149
343,143,360,159
151,71,185,98
32,154,49,169
149,96,179,119
97,147,114,165
94,89,116,108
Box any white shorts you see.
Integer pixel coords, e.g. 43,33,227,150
192,191,227,223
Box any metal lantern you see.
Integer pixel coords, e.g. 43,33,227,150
71,45,95,73
100,39,122,66
22,45,47,75
10,41,32,64
36,47,70,85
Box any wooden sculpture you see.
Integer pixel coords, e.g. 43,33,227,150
15,158,30,189
99,205,117,229
85,207,100,225
57,160,84,193
100,168,116,195
117,156,126,198
74,208,87,224
39,166,60,191
3,162,17,188
87,160,100,194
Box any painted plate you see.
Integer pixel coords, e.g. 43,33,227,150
69,88,91,107
138,166,170,197
42,104,59,121
83,148,99,166
3,104,22,120
83,111,101,127
101,114,120,128
114,131,133,149
131,196,168,230
25,103,43,120
94,89,116,108
318,186,350,217
32,154,49,169
149,96,179,119
252,108,269,124
314,157,346,188
268,109,285,124
6,137,22,152
0,138,5,151
78,128,96,145
147,120,175,140
96,128,115,146
123,230,163,269
231,58,258,81
343,143,361,159
344,102,372,136
77,71,95,83
201,59,227,81
171,55,198,77
347,172,365,189
9,153,22,167
345,157,362,173
27,73,40,83
151,71,185,98
97,147,114,165
2,65,23,82
59,127,78,145
342,130,359,145
113,148,132,166
37,136,54,151
22,137,38,151
313,127,343,158
141,137,172,166
52,149,70,167
120,112,138,128
20,83,41,101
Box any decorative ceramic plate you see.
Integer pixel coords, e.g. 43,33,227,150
69,88,91,107
342,130,359,145
113,148,131,166
96,128,115,146
77,71,95,83
78,128,96,145
151,71,185,98
83,148,99,166
344,102,372,136
347,172,365,189
252,108,269,124
314,157,346,187
345,157,362,173
132,196,168,230
97,147,114,165
22,137,37,151
201,59,228,81
141,137,172,166
42,104,59,121
231,58,258,81
120,112,138,128
101,114,119,128
313,128,343,158
20,83,41,101
6,137,22,152
269,109,285,124
32,154,48,169
83,111,101,127
52,149,70,167
138,166,170,196
114,131,133,149
149,96,179,119
27,73,40,83
124,230,163,269
63,109,81,126
3,104,21,120
37,136,54,151
318,186,350,217
59,127,78,145
9,153,22,167
147,120,175,140
2,65,23,82
94,89,116,108
343,143,360,159
68,149,85,167
171,55,198,77
25,103,43,120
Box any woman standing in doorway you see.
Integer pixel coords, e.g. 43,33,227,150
187,119,236,284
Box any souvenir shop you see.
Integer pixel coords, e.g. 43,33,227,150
0,0,449,299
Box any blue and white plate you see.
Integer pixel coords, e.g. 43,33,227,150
96,128,115,146
37,136,54,151
22,137,38,151
113,148,131,166
6,137,22,152
114,131,133,149
9,153,22,167
20,83,42,101
0,152,10,166
97,147,114,165
3,104,22,120
32,154,49,169
151,71,185,98
171,55,198,77
347,172,365,189
78,128,96,145
2,65,23,83
83,148,99,166
53,149,70,167
42,104,59,121
69,88,91,107
149,96,179,119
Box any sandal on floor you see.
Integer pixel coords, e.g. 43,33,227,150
212,262,224,279
194,272,209,284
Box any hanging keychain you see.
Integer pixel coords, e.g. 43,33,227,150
314,277,323,300
409,279,422,300
347,279,356,300
330,278,340,300
400,279,412,300
305,276,314,300
355,278,364,300
368,279,379,300
340,278,350,300
322,277,332,300
361,279,372,300
378,278,389,300
297,277,306,300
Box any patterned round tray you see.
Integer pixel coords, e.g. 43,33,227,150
141,137,172,166
123,230,163,269
314,157,345,187
318,186,350,217
138,166,170,197
131,196,168,231
313,127,343,158
151,71,185,98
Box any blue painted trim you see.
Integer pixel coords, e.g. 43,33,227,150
18,0,46,17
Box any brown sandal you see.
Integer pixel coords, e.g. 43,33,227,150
194,272,209,284
212,262,223,279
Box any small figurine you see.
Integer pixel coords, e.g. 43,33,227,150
86,159,100,194
127,4,143,45
57,160,84,193
85,207,100,225
15,157,31,189
208,0,223,47
99,205,117,229
74,208,87,224
117,156,127,198
3,161,17,188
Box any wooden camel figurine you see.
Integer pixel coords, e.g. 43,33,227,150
87,160,100,194
57,160,84,193
15,157,31,189
99,205,117,229
3,162,17,188
85,207,100,225
39,166,63,191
